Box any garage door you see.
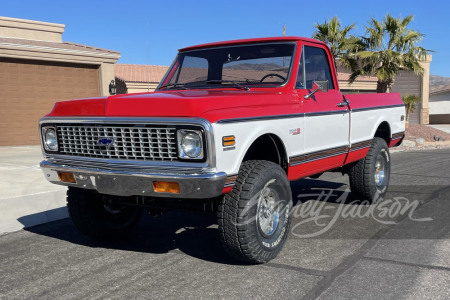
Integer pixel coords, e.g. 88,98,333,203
0,58,100,146
390,70,421,124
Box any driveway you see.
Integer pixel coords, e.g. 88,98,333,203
428,124,450,134
1,149,450,299
0,146,66,233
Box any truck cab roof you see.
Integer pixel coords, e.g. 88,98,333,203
179,36,328,52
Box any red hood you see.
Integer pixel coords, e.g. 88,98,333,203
47,90,295,123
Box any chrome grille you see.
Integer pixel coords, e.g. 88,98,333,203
56,125,178,161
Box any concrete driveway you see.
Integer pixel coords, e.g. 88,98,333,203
0,146,67,233
1,148,450,299
428,124,450,134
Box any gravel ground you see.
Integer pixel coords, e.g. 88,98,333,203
396,124,450,152
406,124,450,142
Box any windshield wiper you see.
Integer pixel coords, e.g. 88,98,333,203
205,80,250,91
158,83,189,90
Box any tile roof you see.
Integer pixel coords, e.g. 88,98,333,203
335,62,378,83
430,84,450,95
0,36,120,56
115,64,169,83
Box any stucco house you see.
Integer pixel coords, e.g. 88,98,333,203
0,16,120,146
429,85,450,124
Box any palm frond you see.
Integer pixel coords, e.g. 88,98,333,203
351,14,431,91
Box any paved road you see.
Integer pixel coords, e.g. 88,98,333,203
1,149,450,299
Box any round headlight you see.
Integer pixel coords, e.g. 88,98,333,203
181,132,202,158
44,128,58,151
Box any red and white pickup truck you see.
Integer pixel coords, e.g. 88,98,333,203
39,37,405,263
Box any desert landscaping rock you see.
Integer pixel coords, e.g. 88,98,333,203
395,124,450,152
415,138,425,144
402,140,416,148
406,124,450,142
434,135,445,141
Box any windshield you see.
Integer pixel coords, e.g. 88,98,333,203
158,42,295,90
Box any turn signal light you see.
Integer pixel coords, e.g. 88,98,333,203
153,181,181,194
58,172,76,183
222,135,235,147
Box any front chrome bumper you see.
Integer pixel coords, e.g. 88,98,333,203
40,160,227,199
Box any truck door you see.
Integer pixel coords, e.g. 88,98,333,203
295,44,350,174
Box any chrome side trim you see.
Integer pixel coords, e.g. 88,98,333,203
224,174,238,188
216,110,349,124
350,139,373,152
391,131,405,140
289,145,348,167
351,104,405,113
216,113,304,124
305,110,349,117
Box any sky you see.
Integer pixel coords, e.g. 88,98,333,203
2,0,450,77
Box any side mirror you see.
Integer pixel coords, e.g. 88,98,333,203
304,80,329,99
313,80,329,92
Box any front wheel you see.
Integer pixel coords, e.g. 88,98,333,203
67,187,143,240
348,137,391,202
218,160,292,264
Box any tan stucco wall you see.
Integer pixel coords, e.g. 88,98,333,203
419,55,432,124
430,91,450,114
120,82,159,94
0,16,120,96
339,81,377,91
0,16,64,42
99,63,117,96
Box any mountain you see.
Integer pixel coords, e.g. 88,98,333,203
225,63,288,71
430,75,450,87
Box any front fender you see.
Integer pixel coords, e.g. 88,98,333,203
211,121,297,176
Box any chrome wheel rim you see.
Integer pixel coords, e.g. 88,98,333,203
257,186,280,236
375,154,386,186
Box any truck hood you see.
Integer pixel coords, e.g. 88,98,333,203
48,90,292,123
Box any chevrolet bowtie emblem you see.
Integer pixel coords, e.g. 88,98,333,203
96,137,115,150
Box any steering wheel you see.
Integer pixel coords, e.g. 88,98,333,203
260,73,286,83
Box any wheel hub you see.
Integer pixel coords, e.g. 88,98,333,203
375,154,386,186
257,187,280,236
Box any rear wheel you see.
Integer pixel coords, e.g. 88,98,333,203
218,160,292,264
348,137,391,202
67,187,143,240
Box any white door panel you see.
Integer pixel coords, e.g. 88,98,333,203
304,112,349,153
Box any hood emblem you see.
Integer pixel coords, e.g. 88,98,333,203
96,137,115,150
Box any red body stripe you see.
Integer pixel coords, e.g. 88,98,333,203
221,186,233,194
287,154,347,181
344,148,370,165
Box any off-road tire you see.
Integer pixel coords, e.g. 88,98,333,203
67,187,143,240
218,160,292,264
348,137,391,202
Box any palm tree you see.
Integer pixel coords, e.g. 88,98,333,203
350,14,430,93
401,94,421,123
312,16,362,71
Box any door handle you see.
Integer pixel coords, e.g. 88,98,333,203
336,99,350,107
